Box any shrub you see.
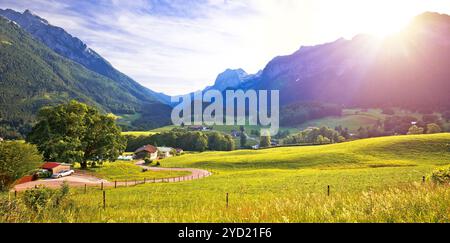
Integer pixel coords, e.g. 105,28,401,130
156,161,161,167
426,123,442,134
54,182,70,207
430,166,450,185
22,187,54,212
22,183,70,211
407,125,424,135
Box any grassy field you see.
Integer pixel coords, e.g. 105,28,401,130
297,108,449,132
88,162,191,182
296,109,386,132
2,134,450,223
121,131,158,137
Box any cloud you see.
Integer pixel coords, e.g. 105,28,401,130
1,0,449,95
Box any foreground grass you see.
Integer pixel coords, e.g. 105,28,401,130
88,162,190,182
1,134,449,222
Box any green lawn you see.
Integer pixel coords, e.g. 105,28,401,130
3,134,450,223
89,162,191,182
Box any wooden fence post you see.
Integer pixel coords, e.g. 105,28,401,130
101,182,104,191
327,185,330,196
84,184,87,194
115,181,117,189
226,193,229,208
103,191,106,210
144,178,146,184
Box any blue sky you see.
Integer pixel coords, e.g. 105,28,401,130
1,0,449,95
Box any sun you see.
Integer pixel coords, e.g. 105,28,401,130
363,11,413,38
314,0,423,40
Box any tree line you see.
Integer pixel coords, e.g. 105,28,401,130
125,129,235,152
355,114,446,139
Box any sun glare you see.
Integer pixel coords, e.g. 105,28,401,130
314,0,423,40
363,12,412,38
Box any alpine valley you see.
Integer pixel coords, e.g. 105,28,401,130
0,9,449,137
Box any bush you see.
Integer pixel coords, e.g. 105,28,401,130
22,187,54,212
430,166,450,185
22,183,70,211
144,159,153,164
426,123,442,134
156,161,161,167
407,125,424,135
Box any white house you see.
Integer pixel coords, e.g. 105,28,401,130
158,147,173,159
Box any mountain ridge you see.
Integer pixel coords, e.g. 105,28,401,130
0,8,171,106
218,12,450,111
0,15,171,137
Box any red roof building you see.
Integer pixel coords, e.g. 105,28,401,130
41,162,71,174
134,145,158,160
42,162,61,170
135,145,157,154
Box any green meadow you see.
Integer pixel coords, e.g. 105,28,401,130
3,134,450,223
88,162,190,182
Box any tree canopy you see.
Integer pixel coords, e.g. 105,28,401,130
0,141,43,191
125,129,235,152
27,101,126,169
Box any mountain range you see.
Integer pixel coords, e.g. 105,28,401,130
209,12,450,111
0,9,449,137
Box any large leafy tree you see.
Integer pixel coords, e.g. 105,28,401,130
0,141,43,191
27,101,126,169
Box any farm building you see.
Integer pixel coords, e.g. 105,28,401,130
134,145,158,160
42,162,71,175
158,147,174,159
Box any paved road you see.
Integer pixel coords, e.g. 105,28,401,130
13,161,212,191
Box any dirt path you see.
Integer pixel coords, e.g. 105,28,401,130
13,161,212,192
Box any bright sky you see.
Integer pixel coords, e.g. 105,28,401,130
1,0,449,95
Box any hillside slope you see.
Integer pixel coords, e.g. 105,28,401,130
0,17,171,134
163,133,450,170
0,9,171,105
